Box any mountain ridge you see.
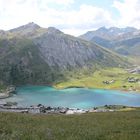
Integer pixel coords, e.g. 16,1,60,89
0,23,129,86
80,26,140,56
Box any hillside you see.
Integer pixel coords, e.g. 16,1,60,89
80,27,140,56
0,23,128,86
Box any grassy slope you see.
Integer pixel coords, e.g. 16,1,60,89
55,68,140,91
0,109,140,140
129,56,140,65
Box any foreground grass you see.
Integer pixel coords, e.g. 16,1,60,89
55,68,140,91
0,109,140,140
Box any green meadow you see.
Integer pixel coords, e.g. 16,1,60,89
55,68,140,92
0,109,140,140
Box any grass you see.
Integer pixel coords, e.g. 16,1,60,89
55,67,140,91
0,109,140,140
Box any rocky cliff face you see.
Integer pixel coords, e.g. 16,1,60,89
34,31,121,68
0,23,128,85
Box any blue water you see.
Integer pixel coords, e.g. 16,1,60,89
4,86,140,109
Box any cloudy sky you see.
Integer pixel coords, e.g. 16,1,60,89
0,0,140,36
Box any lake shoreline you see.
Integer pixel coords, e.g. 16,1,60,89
15,84,140,94
0,102,138,115
58,86,140,93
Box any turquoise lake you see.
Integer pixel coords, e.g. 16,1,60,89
4,86,140,109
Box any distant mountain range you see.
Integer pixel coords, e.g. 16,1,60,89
80,27,140,56
0,23,127,85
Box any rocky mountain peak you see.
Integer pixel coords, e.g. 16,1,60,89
96,26,138,34
47,27,63,34
97,26,108,32
25,22,40,29
9,22,40,33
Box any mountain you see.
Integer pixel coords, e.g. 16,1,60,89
80,27,140,56
0,23,128,86
80,27,137,40
9,22,40,33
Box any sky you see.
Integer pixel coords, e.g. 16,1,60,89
0,0,140,36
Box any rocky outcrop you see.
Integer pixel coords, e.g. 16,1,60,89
0,86,16,99
1,103,132,115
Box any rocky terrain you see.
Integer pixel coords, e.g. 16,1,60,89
0,86,16,99
0,101,132,115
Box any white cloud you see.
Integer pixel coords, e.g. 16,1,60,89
51,4,114,35
36,4,114,36
46,0,75,5
0,0,126,36
113,0,140,28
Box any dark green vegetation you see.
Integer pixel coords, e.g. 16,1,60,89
0,84,6,91
0,38,64,86
0,23,128,87
0,109,140,140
